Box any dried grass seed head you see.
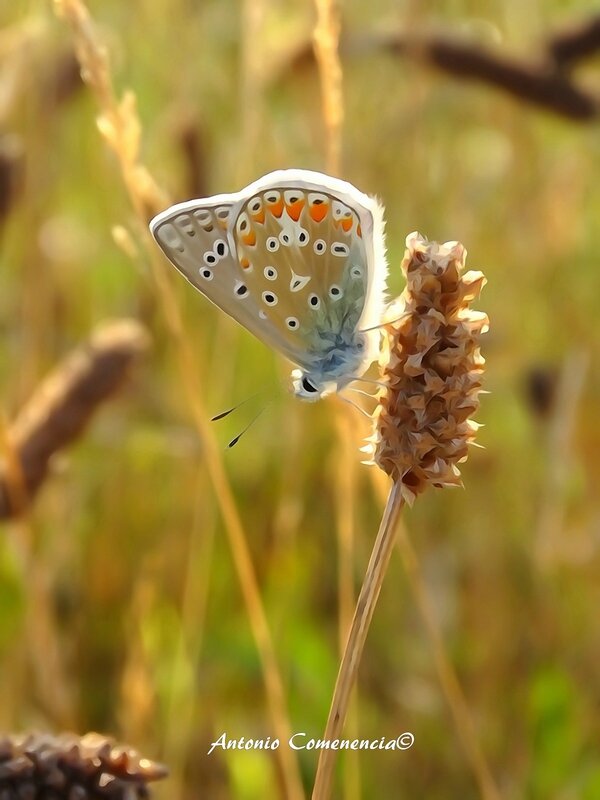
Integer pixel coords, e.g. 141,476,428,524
370,231,488,504
0,731,167,799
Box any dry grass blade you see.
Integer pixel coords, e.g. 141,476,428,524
313,0,344,175
311,481,405,800
312,4,361,796
52,2,304,797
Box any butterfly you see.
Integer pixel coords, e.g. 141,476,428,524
149,169,387,401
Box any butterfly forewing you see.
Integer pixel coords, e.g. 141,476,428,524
150,200,235,293
150,197,318,370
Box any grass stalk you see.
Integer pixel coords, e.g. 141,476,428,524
313,0,344,175
333,409,361,800
311,479,405,800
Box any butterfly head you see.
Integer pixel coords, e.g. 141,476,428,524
291,329,375,402
292,370,336,402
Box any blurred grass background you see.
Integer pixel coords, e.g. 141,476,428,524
1,0,600,798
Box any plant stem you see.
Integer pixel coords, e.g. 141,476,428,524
312,479,404,800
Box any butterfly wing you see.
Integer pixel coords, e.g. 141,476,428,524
228,170,387,371
149,192,317,369
150,170,387,377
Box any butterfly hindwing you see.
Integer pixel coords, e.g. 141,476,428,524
231,186,370,359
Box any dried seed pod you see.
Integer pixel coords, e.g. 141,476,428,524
0,732,167,799
0,319,151,519
369,232,488,504
0,135,25,230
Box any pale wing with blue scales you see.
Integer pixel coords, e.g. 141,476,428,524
150,169,388,400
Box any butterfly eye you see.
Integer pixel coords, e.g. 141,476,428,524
313,239,326,255
200,268,213,280
264,266,278,280
266,237,280,252
234,281,249,298
329,285,343,300
301,376,319,394
331,242,349,257
286,317,299,330
203,252,217,265
262,291,278,306
296,228,309,246
308,294,320,309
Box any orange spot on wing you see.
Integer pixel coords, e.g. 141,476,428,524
250,208,265,224
286,198,305,221
217,218,228,230
309,201,328,222
240,256,251,269
357,224,362,237
340,217,353,233
242,229,256,246
268,199,284,218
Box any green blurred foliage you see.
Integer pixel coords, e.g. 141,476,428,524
1,0,599,798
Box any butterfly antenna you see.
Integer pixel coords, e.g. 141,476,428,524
227,405,269,448
360,313,409,333
339,394,374,420
349,375,388,390
346,386,379,401
211,384,283,421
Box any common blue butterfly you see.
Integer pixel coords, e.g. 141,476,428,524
149,170,388,401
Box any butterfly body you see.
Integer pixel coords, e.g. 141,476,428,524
150,169,387,401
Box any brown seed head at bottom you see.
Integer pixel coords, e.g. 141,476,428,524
0,731,168,799
365,232,488,505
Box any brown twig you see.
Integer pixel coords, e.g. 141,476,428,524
279,15,600,121
175,115,209,200
388,33,598,121
547,14,600,68
0,135,24,231
0,319,150,519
